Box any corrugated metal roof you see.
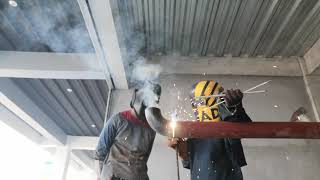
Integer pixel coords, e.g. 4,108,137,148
0,0,94,53
11,78,109,136
112,0,320,57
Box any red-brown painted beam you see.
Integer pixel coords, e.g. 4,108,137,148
172,122,320,139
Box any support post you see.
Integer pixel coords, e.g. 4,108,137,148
54,147,71,180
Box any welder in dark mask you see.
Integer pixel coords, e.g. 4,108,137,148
95,82,161,180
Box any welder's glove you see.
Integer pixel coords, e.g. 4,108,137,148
167,138,189,160
224,89,243,108
223,89,252,123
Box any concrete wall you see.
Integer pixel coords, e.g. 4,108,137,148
158,75,314,122
111,74,314,122
306,75,320,120
110,74,320,180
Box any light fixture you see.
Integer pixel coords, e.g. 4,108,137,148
273,105,279,108
91,124,96,128
66,88,73,92
273,65,278,68
8,0,18,7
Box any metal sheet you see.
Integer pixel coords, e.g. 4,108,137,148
12,78,109,136
111,0,320,57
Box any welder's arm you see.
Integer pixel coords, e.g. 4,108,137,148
223,89,252,159
223,89,252,122
95,117,117,175
224,105,252,122
167,138,190,169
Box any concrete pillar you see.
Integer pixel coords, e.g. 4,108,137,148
53,147,71,180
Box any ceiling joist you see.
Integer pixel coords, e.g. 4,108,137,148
0,78,67,145
78,0,128,89
0,51,105,79
150,56,303,76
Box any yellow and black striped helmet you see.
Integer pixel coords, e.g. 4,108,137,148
190,80,223,122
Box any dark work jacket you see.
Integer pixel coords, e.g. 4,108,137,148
182,105,252,180
220,105,252,167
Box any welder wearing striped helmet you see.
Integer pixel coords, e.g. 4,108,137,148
169,80,252,180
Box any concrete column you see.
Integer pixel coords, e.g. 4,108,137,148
299,58,320,121
53,146,71,180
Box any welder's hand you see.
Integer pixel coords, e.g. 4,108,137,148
167,138,189,160
224,89,243,108
167,138,179,149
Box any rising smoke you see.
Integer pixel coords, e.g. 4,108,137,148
110,0,163,88
1,0,163,87
0,0,93,52
110,0,163,108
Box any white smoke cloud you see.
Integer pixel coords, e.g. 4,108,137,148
0,0,93,52
131,58,162,83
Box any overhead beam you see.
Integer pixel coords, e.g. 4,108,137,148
67,136,98,150
0,81,96,175
304,38,320,74
0,104,45,144
78,0,128,89
150,56,302,76
71,151,95,172
0,106,95,175
0,78,67,145
0,51,105,79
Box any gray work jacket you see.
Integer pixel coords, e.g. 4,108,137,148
96,111,156,180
